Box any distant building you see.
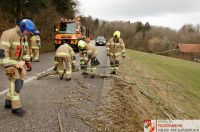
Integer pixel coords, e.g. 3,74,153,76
177,43,200,62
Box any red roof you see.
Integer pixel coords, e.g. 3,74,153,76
178,44,200,53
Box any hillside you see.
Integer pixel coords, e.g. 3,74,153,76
98,49,200,131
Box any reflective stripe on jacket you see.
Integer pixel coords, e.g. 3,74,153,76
30,35,41,49
55,44,75,58
106,37,125,56
80,43,97,59
0,27,30,67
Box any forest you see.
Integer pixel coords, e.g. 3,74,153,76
1,0,200,58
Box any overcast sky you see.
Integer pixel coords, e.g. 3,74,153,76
78,0,200,30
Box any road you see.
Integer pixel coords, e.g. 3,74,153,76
0,45,108,132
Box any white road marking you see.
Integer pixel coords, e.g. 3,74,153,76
0,89,8,95
0,54,80,96
0,66,54,96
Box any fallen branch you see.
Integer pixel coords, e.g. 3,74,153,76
57,113,64,132
36,70,58,80
83,72,136,85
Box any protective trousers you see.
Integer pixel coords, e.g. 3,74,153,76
57,57,72,79
90,57,97,75
5,66,26,109
80,58,88,73
32,49,39,61
109,55,120,74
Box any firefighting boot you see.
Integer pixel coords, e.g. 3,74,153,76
72,67,79,72
53,66,57,71
80,63,88,75
110,71,114,74
113,71,117,75
72,64,79,72
81,72,89,75
90,75,95,78
60,74,64,80
66,78,71,81
81,70,89,75
81,67,89,75
110,71,117,75
90,67,96,78
5,99,12,109
33,59,39,62
60,76,63,80
12,108,25,117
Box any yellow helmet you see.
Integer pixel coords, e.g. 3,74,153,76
78,40,86,49
113,31,120,38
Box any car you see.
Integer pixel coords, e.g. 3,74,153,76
95,36,106,46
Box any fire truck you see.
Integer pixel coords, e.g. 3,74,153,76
54,16,89,52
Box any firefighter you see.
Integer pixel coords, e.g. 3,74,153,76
30,30,41,62
106,31,125,75
0,19,36,117
78,39,99,78
55,42,76,81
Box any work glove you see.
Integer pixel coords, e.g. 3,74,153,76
15,61,25,69
5,66,16,77
25,61,32,72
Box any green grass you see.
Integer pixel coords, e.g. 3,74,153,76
126,49,200,93
124,49,200,118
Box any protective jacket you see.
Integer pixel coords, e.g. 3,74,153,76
0,27,30,67
79,43,98,76
56,44,75,58
55,44,76,80
106,38,125,57
30,35,41,61
30,35,40,49
80,43,97,62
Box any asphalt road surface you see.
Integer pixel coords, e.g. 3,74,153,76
0,45,108,132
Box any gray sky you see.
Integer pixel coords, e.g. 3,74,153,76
78,0,200,30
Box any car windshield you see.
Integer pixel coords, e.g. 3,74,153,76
97,36,105,41
58,22,77,34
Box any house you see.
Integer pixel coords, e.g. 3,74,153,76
177,43,200,62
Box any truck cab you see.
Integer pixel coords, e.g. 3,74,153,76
54,17,87,52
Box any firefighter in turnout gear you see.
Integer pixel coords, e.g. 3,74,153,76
55,42,77,81
78,39,99,78
0,19,36,117
106,31,125,75
30,30,41,62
